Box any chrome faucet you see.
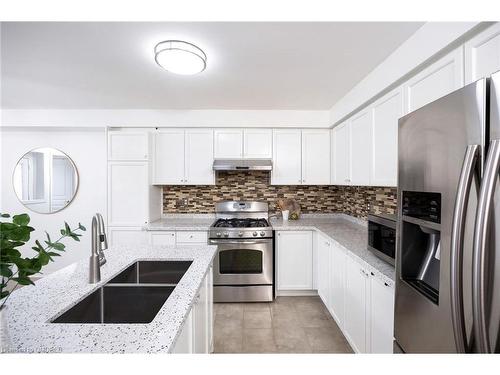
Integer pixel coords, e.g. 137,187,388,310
89,213,108,283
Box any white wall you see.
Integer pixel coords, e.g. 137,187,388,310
0,127,106,273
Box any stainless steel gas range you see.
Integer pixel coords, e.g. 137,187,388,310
208,201,274,302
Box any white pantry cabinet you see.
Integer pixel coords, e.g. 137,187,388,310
369,273,395,353
331,122,350,185
153,129,214,185
243,129,272,158
330,242,346,329
404,47,464,113
316,233,331,306
272,129,302,185
301,130,331,185
371,87,403,187
465,22,500,83
214,129,243,158
108,227,147,247
276,231,313,291
108,130,149,161
349,110,372,186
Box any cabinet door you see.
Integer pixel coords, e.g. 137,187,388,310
370,275,395,353
332,122,350,185
108,227,147,247
302,130,331,185
172,309,193,353
404,47,464,113
344,255,369,353
330,243,346,329
193,274,209,353
371,88,402,187
465,23,500,83
149,231,176,246
214,129,243,158
349,110,372,186
185,129,214,185
207,266,214,353
108,131,149,161
243,129,272,158
271,129,302,185
317,234,331,306
276,231,313,290
108,162,148,226
153,130,185,185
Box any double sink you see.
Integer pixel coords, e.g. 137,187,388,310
51,260,192,324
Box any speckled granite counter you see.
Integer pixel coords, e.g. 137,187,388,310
271,214,395,281
144,216,214,231
1,244,217,353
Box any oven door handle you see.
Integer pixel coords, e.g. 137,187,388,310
209,239,272,245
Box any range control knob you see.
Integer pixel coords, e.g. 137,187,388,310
238,231,244,237
260,231,266,237
252,231,258,237
216,232,222,237
223,232,229,238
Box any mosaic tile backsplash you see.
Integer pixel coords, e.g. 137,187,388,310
162,171,397,220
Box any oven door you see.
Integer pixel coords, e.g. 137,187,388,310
211,239,273,286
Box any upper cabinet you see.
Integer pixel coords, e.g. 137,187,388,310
214,129,243,158
371,87,403,187
108,131,149,161
243,129,273,158
272,129,302,185
465,23,500,83
404,47,464,113
153,129,215,185
331,122,350,185
301,130,331,185
349,110,372,186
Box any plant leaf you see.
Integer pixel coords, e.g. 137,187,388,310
1,213,10,218
12,213,30,226
78,223,86,231
51,242,65,251
64,222,71,234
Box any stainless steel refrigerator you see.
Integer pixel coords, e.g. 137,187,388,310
395,70,500,353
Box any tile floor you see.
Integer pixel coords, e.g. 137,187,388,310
213,296,353,353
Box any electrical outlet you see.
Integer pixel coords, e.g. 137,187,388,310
181,198,189,206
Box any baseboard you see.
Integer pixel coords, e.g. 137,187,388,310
276,289,318,297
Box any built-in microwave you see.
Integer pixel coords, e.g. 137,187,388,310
367,213,396,265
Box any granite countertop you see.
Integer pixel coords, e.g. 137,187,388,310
1,244,217,353
144,216,214,231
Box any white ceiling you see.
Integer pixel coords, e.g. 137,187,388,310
1,22,424,110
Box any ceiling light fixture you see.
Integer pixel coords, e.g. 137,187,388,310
154,40,207,75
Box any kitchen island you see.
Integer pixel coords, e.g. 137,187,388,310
1,244,216,353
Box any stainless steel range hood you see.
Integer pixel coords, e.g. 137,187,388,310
213,159,273,171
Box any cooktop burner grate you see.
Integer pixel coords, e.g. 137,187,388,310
213,218,270,228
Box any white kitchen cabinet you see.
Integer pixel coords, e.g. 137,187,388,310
153,129,214,185
271,129,302,185
349,110,372,186
108,130,149,161
193,272,209,353
465,22,500,83
330,242,346,329
153,130,185,184
149,231,176,246
369,274,395,353
108,162,149,226
301,130,331,185
207,266,214,353
276,231,313,291
214,129,243,158
108,227,147,247
172,309,193,353
243,129,272,158
344,255,370,353
371,87,403,187
331,122,350,185
404,47,464,113
316,233,331,306
176,231,208,245
185,129,215,185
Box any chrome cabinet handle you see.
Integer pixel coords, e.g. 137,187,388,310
451,144,480,353
473,139,500,353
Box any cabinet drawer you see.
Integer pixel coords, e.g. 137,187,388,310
149,232,176,246
176,231,208,244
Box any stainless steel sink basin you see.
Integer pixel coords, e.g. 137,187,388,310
51,260,192,324
107,260,193,284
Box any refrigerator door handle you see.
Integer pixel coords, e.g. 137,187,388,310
451,144,480,353
473,139,500,353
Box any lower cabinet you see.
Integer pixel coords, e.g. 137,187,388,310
172,265,213,353
316,233,331,306
330,242,346,329
108,227,147,247
148,230,208,247
369,272,395,353
149,231,176,246
276,231,313,292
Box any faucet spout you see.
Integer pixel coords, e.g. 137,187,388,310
89,216,101,283
96,213,107,266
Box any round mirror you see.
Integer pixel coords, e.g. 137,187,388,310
13,148,79,214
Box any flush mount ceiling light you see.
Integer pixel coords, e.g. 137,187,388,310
154,40,207,75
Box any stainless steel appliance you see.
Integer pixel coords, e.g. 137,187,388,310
213,159,272,171
368,213,396,266
209,201,274,302
395,70,500,353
